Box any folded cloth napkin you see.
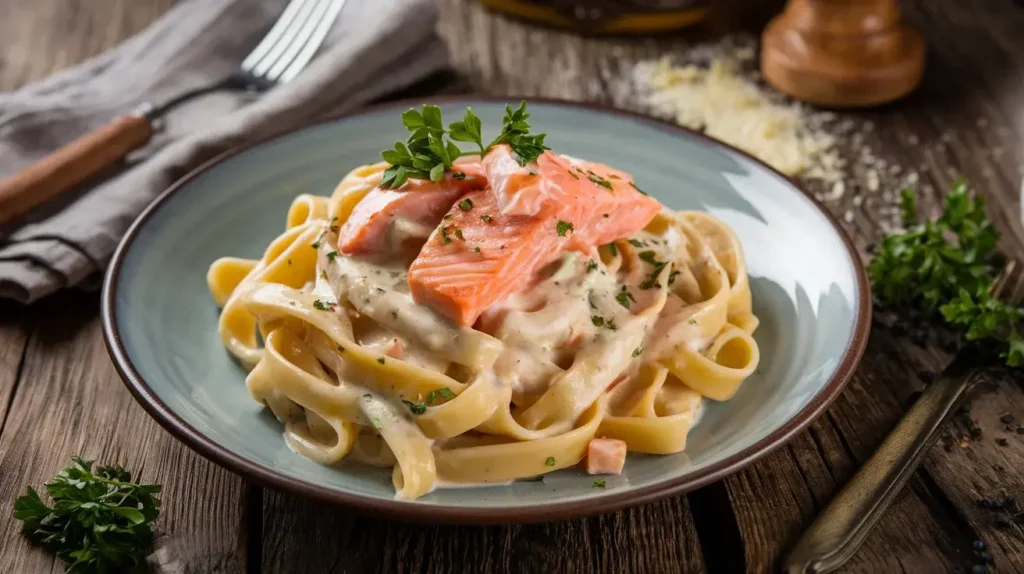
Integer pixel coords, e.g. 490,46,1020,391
0,0,448,303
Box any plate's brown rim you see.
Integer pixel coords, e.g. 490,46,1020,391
101,95,871,525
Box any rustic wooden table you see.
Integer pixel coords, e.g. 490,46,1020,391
2,1,1024,572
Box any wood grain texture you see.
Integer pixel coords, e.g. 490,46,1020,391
261,490,705,574
1,0,1024,573
0,295,248,574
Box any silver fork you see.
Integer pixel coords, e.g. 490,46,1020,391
0,0,348,225
785,260,1022,573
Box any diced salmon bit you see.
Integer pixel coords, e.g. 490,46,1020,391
586,438,628,475
407,146,660,327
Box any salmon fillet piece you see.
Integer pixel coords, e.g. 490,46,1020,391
586,438,627,475
408,147,660,327
483,145,661,250
408,189,561,327
337,159,486,257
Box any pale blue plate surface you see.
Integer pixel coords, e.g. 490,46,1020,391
102,98,870,522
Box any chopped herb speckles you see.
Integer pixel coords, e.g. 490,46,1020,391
556,221,574,237
327,251,339,261
474,246,481,253
426,387,456,405
629,182,649,196
402,400,427,415
628,238,645,248
377,356,387,365
454,228,465,241
587,259,598,271
452,171,466,180
440,226,452,245
591,315,605,327
458,198,473,211
616,286,635,309
632,346,643,357
313,299,336,311
481,214,492,223
606,242,618,257
545,456,556,467
593,478,606,488
587,172,613,190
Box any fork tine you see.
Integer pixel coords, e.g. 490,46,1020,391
247,0,323,79
241,0,309,73
273,0,348,84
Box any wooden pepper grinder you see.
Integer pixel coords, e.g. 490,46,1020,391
761,0,925,107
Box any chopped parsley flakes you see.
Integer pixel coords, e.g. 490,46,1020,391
629,181,648,196
474,246,481,253
452,171,467,180
628,238,645,248
481,214,492,223
632,346,643,358
591,315,605,327
587,172,613,190
402,400,427,415
556,221,574,237
376,356,386,365
312,299,336,311
587,259,598,271
606,242,618,257
593,478,606,488
567,168,579,180
440,226,452,245
454,228,465,241
426,387,455,405
616,286,635,309
327,250,339,261
458,198,473,211
311,230,327,249
545,456,556,467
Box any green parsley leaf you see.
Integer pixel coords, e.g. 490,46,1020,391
459,198,473,211
870,179,1021,366
487,101,550,165
556,221,574,237
616,286,635,309
440,226,452,245
447,107,485,154
545,456,556,467
14,457,160,573
426,387,456,405
313,299,336,311
587,172,613,190
593,478,606,488
402,400,427,415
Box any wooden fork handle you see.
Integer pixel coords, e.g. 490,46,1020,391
0,113,153,225
784,356,991,573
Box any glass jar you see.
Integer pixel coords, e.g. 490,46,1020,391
480,0,712,34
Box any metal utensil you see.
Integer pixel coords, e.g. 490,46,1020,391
784,260,1021,573
0,0,347,225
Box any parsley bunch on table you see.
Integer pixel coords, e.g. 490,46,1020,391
868,179,1023,366
380,101,549,188
13,457,161,574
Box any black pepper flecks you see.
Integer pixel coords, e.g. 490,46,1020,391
1000,414,1015,425
996,438,1008,447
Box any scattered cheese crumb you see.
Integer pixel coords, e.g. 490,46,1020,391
633,55,842,184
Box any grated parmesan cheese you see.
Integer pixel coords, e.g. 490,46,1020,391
633,54,843,185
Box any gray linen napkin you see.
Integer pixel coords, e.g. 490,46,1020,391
0,0,448,303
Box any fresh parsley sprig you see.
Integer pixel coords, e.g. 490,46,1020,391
486,101,550,166
869,179,1021,366
380,102,550,188
13,457,161,574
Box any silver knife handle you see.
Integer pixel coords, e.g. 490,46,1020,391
784,358,990,574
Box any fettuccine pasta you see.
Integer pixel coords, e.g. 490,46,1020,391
208,104,759,499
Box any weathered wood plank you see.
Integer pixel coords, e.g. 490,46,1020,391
0,294,248,574
261,488,706,574
0,303,31,435
0,0,179,90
